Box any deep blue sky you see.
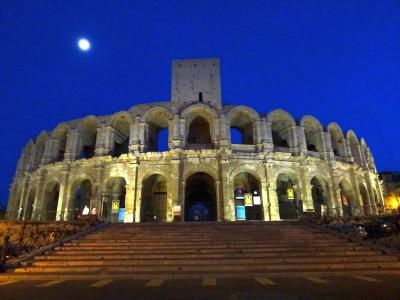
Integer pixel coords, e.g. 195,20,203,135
1,1,399,205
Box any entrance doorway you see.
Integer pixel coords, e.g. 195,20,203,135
141,174,167,222
233,172,263,220
277,173,299,220
185,172,216,221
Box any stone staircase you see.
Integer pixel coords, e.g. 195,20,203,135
12,222,400,277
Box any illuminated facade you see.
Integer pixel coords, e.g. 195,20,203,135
7,58,384,222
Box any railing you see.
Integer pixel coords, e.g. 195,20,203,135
0,212,101,269
231,144,256,152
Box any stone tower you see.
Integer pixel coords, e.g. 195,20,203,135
171,58,221,109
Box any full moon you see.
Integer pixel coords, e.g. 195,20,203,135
78,38,91,51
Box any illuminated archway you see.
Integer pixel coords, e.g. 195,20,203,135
141,174,167,222
185,172,216,221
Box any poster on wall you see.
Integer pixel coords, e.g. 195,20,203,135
173,205,181,216
235,187,245,199
112,200,120,212
244,193,253,206
287,188,295,200
236,205,246,220
253,195,261,205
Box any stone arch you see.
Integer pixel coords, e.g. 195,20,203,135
77,116,98,159
347,130,362,165
51,123,70,162
185,172,217,221
276,171,300,220
42,179,60,221
69,177,93,219
233,171,263,220
358,182,370,215
25,185,36,220
142,106,172,152
300,115,324,153
181,104,219,149
327,123,345,157
104,177,127,222
226,106,259,145
111,112,132,157
140,174,168,222
18,140,35,173
33,131,48,169
339,178,357,217
184,164,219,183
266,109,296,149
360,139,371,168
310,175,329,216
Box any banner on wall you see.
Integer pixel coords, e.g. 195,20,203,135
112,200,120,212
287,188,295,200
236,205,246,220
235,187,245,199
244,193,253,206
253,191,261,205
173,205,181,216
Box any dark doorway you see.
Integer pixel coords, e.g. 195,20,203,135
141,174,167,222
185,172,216,221
277,174,298,220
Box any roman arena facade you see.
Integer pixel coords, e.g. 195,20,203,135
6,58,384,223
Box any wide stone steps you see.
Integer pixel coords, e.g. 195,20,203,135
11,222,400,276
31,256,396,267
38,251,382,260
15,262,400,273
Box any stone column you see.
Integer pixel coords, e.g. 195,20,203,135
220,159,234,221
170,159,181,221
171,114,182,149
180,180,186,222
96,125,114,156
263,120,274,152
64,129,81,161
260,179,270,221
289,125,300,155
297,126,308,154
134,183,142,223
216,180,223,221
56,165,71,220
265,163,280,220
91,165,104,212
32,172,46,221
299,165,313,211
350,172,363,216
124,184,135,223
41,137,57,165
129,117,140,153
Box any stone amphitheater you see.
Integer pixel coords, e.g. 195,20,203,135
6,58,383,223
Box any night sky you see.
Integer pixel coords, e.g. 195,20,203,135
1,1,399,205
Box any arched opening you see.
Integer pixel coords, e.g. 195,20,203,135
52,125,69,162
328,124,345,157
268,111,294,150
277,173,299,220
42,181,60,221
233,172,263,220
141,174,167,222
301,117,324,153
79,118,97,159
187,116,212,148
104,177,127,222
339,179,355,217
145,109,170,152
185,172,216,221
348,132,362,165
229,112,255,145
33,132,47,169
25,186,36,220
112,115,130,157
359,183,370,215
69,179,92,219
310,177,328,216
